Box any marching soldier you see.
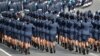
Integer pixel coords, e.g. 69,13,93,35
24,21,34,54
81,18,92,55
49,20,58,53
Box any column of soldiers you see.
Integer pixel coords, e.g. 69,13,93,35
19,12,58,53
0,17,33,54
0,0,62,54
0,0,100,55
57,11,100,55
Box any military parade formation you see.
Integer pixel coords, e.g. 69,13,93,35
0,0,99,55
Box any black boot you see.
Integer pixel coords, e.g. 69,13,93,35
36,44,39,49
33,42,36,48
12,45,16,50
0,38,2,43
82,48,86,55
75,46,78,52
94,45,97,52
86,48,89,54
27,48,30,54
24,49,28,55
69,44,73,51
53,46,56,53
90,45,93,49
79,47,81,53
42,46,44,51
45,47,49,52
68,44,70,51
21,48,24,54
65,43,67,49
50,48,53,53
40,45,41,50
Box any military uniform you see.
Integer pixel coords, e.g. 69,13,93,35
81,18,92,55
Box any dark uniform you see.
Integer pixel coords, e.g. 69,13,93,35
81,18,92,55
24,22,33,54
49,21,58,53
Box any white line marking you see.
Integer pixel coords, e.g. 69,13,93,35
83,2,92,7
0,48,12,56
89,53,98,56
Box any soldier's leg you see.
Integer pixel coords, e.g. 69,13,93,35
93,44,97,52
41,39,44,51
78,42,82,53
39,39,42,50
32,36,35,47
57,35,59,44
78,47,81,53
82,48,86,55
86,42,89,54
64,43,68,49
86,46,89,54
75,40,78,52
65,37,68,49
69,40,73,51
62,37,65,47
40,39,43,51
75,46,78,52
34,37,37,48
24,42,28,55
82,43,86,55
24,40,31,55
7,36,12,48
15,39,18,50
0,33,2,43
37,37,40,49
17,40,22,52
20,41,24,54
27,42,31,54
45,40,49,52
68,42,71,51
49,37,53,53
12,39,16,50
42,39,45,51
60,36,63,47
53,42,56,53
11,38,17,50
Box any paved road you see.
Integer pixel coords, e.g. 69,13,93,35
0,0,100,56
0,43,100,56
